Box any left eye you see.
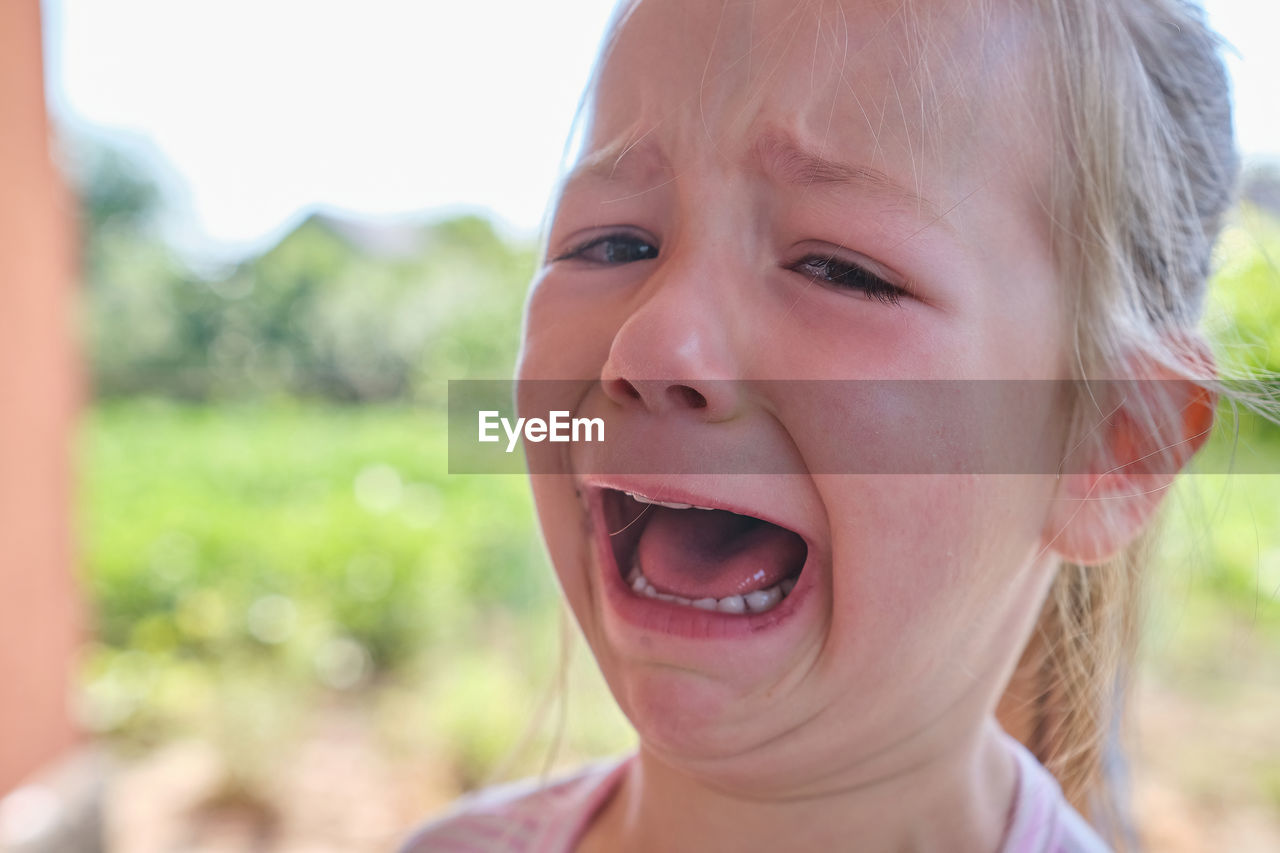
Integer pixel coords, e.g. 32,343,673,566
556,233,659,265
791,254,905,306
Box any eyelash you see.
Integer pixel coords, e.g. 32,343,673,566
554,232,658,265
790,253,904,306
555,233,905,306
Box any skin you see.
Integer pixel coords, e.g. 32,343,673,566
515,0,1158,849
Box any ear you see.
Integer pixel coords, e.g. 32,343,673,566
1044,347,1216,565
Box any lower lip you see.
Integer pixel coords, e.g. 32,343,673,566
589,497,814,641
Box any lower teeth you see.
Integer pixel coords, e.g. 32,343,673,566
627,556,796,614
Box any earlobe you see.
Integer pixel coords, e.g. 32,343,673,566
1044,362,1216,566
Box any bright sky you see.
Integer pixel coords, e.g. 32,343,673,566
42,0,1280,263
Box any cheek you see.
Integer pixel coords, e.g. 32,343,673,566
518,278,611,611
518,272,620,380
527,475,594,611
820,474,1053,678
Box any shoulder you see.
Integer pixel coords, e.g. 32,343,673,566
398,757,631,853
1001,733,1113,853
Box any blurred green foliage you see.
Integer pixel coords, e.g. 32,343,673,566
1207,204,1280,377
79,140,534,401
85,402,551,663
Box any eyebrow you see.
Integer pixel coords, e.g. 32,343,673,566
561,130,947,225
561,134,672,194
750,132,945,221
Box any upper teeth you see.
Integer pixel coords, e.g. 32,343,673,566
625,491,716,511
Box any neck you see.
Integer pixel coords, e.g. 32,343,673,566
582,717,1017,853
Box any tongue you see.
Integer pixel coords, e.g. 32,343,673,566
636,507,806,600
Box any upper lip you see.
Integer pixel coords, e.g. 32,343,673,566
579,475,818,551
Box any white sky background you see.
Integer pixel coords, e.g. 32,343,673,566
43,0,1280,263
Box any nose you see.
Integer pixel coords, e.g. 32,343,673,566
600,253,745,422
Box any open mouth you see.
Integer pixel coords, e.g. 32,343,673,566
599,488,808,615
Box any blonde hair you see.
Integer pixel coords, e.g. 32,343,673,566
1011,0,1239,842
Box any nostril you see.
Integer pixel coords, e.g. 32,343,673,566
603,376,714,412
667,385,707,410
610,378,643,402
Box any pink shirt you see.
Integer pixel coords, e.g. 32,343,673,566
401,734,1110,852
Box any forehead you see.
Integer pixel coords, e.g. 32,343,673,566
582,0,1045,213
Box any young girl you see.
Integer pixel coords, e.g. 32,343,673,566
409,0,1238,849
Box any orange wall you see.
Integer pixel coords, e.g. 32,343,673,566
0,0,83,794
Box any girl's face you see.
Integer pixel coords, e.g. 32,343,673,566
520,0,1070,793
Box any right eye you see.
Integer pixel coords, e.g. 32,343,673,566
555,232,659,265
